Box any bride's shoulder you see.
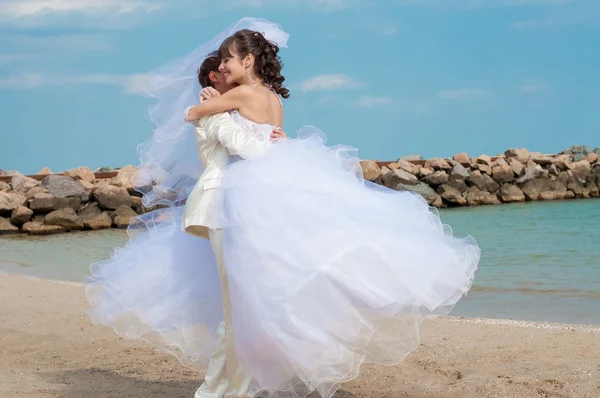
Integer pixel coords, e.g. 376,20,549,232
226,85,254,98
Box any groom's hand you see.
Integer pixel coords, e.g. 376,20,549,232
199,87,220,102
270,127,286,142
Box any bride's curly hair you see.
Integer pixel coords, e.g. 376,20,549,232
219,29,290,99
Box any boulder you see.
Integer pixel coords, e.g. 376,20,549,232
468,170,500,192
531,154,554,166
430,158,452,171
10,206,33,226
0,192,27,216
422,170,449,185
360,161,382,181
78,202,102,221
520,178,552,201
393,182,439,205
383,169,419,188
476,163,492,175
397,154,423,161
418,167,434,177
492,162,514,183
476,154,492,165
552,155,572,171
437,184,466,206
498,184,525,203
0,181,10,192
465,190,501,206
37,167,53,175
111,165,139,192
11,174,40,193
22,221,65,235
25,186,48,200
93,185,134,210
0,217,19,235
449,164,470,181
516,163,544,184
65,166,95,183
85,212,113,230
28,193,81,213
447,180,469,193
586,152,599,164
112,205,138,229
452,152,470,166
396,160,420,175
570,160,592,179
504,148,530,163
508,158,525,177
41,175,86,198
45,208,84,231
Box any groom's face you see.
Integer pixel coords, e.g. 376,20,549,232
209,70,234,95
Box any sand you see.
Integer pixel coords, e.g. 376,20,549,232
1,273,599,398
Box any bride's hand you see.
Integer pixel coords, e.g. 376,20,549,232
199,87,220,102
270,127,287,142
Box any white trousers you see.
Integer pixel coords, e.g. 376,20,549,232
195,229,252,398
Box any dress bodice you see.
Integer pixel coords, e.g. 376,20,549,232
228,110,274,163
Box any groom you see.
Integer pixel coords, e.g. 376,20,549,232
182,52,285,398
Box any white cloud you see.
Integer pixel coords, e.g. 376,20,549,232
437,88,491,101
6,34,114,51
355,95,394,107
0,72,151,95
298,74,363,92
0,0,162,17
520,83,548,93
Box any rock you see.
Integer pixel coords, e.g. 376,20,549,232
360,161,382,181
387,162,400,170
560,145,590,156
520,178,552,201
452,153,470,166
553,155,572,171
476,163,492,175
422,170,449,185
38,167,53,175
531,155,554,166
93,185,134,210
431,196,443,208
112,205,138,228
570,159,592,179
41,175,86,198
516,163,544,184
557,170,575,186
573,153,586,162
567,180,587,198
65,166,95,183
468,170,500,192
397,154,423,161
28,193,80,213
0,217,19,234
24,186,48,200
380,166,391,176
419,167,434,177
498,184,525,203
0,192,27,216
22,221,65,235
45,208,84,231
383,168,419,188
504,148,530,163
476,155,492,165
437,184,466,206
111,165,138,191
586,152,599,164
508,158,525,177
430,158,452,171
85,212,113,230
0,182,11,192
447,180,469,193
78,202,102,220
10,206,33,225
396,160,420,175
492,163,514,183
465,190,501,206
11,174,40,193
449,164,470,181
394,182,439,205
131,197,144,215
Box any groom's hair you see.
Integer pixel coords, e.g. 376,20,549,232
198,51,220,88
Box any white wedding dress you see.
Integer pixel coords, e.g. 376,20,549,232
86,111,480,398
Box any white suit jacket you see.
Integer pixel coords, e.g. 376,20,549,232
182,112,271,239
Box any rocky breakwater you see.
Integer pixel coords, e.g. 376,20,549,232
360,145,600,208
0,166,151,235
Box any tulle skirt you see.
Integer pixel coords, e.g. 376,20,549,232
86,127,479,398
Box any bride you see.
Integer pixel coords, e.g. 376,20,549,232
86,17,479,398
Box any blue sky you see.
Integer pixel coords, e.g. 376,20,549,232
1,0,599,174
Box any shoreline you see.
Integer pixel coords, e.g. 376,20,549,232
4,272,600,332
1,145,600,236
1,272,599,398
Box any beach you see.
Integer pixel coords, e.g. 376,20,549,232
1,273,599,398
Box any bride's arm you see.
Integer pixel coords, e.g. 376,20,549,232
185,85,251,122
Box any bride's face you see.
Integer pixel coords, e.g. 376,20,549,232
219,48,246,85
